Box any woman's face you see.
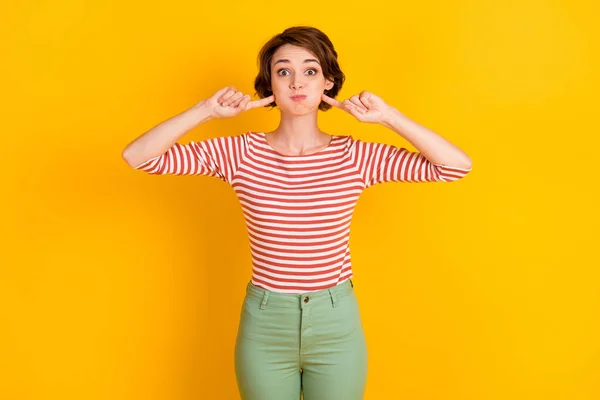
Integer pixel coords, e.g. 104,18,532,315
270,44,334,115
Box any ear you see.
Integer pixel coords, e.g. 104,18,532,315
325,79,334,91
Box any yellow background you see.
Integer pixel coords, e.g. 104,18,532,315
2,0,599,399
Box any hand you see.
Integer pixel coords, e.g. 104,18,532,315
198,87,275,119
321,90,392,124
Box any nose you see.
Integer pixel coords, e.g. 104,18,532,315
290,78,304,90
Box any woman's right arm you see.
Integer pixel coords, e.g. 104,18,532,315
122,87,274,168
123,86,240,168
121,102,214,168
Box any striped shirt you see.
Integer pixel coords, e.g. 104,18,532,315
135,131,471,293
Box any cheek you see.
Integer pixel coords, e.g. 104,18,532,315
271,81,286,93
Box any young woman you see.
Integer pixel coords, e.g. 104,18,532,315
122,26,472,400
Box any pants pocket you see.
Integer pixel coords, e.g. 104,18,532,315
311,292,362,342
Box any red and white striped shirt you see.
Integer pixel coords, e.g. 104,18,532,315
135,131,471,293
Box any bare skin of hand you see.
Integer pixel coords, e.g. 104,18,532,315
321,91,393,124
196,87,275,119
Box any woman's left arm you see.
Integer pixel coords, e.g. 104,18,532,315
322,91,472,170
380,107,472,170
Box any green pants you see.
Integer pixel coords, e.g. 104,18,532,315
234,279,368,400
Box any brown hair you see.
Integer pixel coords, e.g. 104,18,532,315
254,26,345,111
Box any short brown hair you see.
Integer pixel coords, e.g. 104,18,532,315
254,26,345,111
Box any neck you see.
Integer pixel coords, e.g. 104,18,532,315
270,111,326,151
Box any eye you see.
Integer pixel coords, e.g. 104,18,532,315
275,68,319,76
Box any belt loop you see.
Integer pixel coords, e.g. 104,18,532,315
260,290,269,309
329,288,338,308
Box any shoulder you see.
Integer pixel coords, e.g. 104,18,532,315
340,134,370,152
338,135,380,147
342,136,408,158
205,131,255,147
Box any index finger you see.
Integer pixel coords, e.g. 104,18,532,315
321,93,344,109
246,95,275,110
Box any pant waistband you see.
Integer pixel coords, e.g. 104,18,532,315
245,279,355,309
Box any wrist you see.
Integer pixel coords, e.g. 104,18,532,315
380,107,406,129
190,101,215,123
380,107,399,128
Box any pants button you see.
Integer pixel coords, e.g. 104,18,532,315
304,296,309,303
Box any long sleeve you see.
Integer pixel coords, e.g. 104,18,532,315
349,137,472,188
134,133,247,184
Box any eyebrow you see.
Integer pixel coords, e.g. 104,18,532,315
273,58,320,66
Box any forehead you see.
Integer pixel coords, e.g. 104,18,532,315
272,44,318,63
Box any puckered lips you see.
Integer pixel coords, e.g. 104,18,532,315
290,94,307,102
